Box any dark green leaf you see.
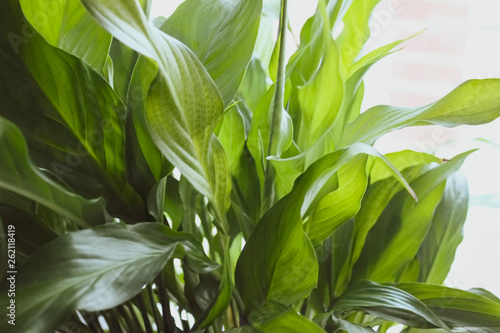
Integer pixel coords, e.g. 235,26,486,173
392,283,500,328
333,280,449,329
0,222,217,333
0,117,109,228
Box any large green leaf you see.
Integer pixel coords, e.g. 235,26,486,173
418,173,468,284
0,117,109,228
19,0,112,70
20,34,142,220
0,222,218,333
236,143,414,311
81,0,232,229
336,0,382,68
354,151,472,283
305,155,368,245
159,0,263,107
392,283,500,328
296,0,343,150
341,80,500,146
333,280,449,329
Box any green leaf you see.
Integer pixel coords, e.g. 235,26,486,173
306,155,368,245
418,173,468,284
333,280,449,329
0,117,109,228
235,196,319,310
392,283,500,328
236,143,414,311
239,58,269,111
341,79,500,146
159,0,263,107
0,222,218,333
82,0,232,230
354,151,473,282
336,0,382,67
218,105,247,174
296,1,343,150
255,308,326,333
19,0,112,70
370,150,442,184
21,34,142,220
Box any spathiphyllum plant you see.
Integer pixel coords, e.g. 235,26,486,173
1,0,500,331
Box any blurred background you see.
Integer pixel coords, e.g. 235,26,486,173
151,0,500,297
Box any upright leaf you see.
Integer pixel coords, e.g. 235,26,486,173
82,0,232,229
20,35,142,220
354,151,473,282
418,173,469,284
159,0,263,106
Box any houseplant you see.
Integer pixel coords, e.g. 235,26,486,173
1,0,500,332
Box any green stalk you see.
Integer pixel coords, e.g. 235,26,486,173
262,0,288,213
136,292,154,333
267,0,288,157
146,284,163,332
156,272,176,332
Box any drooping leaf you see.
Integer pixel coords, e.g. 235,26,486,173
0,117,109,228
81,0,232,230
392,283,500,328
333,280,449,329
369,150,442,184
0,222,218,333
19,0,112,70
159,0,263,106
341,80,500,146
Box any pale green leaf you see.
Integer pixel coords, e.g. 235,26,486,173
159,0,263,106
20,0,111,70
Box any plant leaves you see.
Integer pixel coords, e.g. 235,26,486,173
392,283,500,328
418,173,468,284
159,0,263,107
255,308,325,333
81,0,232,230
20,34,143,220
354,151,473,283
333,280,449,329
0,222,218,333
341,79,500,146
305,155,368,245
19,0,112,70
0,117,109,228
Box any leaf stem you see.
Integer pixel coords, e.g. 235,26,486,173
157,272,176,332
267,0,289,157
136,292,154,333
